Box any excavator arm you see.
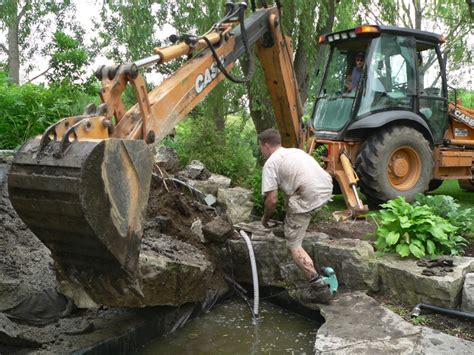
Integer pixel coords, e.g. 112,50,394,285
7,3,311,300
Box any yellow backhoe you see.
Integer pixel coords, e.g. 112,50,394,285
7,2,473,303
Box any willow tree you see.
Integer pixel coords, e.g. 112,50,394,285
0,0,79,84
359,0,472,87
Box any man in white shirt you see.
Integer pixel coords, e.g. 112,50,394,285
258,129,333,286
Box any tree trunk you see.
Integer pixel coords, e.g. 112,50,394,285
7,0,20,84
293,0,335,106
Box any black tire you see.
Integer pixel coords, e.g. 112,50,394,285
355,126,433,204
428,179,443,192
459,178,474,192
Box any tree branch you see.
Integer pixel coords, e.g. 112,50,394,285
0,43,8,55
26,66,51,83
18,1,29,22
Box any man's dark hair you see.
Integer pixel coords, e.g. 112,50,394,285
258,128,281,146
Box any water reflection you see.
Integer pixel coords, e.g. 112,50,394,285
138,299,318,354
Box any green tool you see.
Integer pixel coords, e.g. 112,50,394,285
322,267,338,294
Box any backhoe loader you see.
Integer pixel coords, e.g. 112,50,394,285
7,2,473,305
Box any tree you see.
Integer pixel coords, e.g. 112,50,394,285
0,0,78,84
46,31,89,86
359,0,472,83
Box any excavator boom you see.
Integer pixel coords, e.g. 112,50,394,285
7,4,309,302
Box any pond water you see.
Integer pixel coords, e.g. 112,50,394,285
138,299,319,354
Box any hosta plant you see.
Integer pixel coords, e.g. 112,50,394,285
370,197,467,258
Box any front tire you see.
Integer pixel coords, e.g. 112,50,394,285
355,126,433,204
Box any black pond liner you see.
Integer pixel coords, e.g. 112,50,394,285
73,286,324,355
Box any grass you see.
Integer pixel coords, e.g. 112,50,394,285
321,179,474,215
428,180,474,208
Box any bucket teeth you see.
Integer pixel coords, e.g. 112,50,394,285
8,138,153,281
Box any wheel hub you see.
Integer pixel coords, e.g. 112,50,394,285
387,146,421,191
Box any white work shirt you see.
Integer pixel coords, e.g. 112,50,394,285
262,147,333,214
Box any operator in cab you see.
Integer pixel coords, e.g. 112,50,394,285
347,51,365,92
258,128,333,288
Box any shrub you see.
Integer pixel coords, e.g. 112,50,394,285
414,194,474,236
164,114,256,184
0,72,98,149
370,196,467,258
243,168,286,221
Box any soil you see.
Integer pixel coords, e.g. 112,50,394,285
0,161,57,311
371,293,474,342
0,159,225,352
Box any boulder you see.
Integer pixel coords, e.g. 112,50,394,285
188,174,231,196
181,160,210,180
202,217,233,243
316,292,421,354
222,222,328,286
154,146,180,173
461,272,474,312
311,237,378,291
280,262,333,305
316,292,474,354
377,255,474,308
217,187,253,224
58,235,229,308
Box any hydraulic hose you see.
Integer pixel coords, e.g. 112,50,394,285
411,303,474,321
239,230,259,324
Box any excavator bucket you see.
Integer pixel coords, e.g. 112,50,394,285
8,137,153,279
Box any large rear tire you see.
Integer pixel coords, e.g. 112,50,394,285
355,126,433,204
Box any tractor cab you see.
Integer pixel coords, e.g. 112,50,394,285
312,25,447,143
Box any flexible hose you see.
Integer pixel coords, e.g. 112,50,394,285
239,230,259,324
411,303,474,320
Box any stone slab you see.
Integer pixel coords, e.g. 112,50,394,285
377,255,474,308
315,292,474,354
461,273,474,312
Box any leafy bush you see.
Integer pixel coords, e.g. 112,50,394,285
164,114,256,184
243,168,286,221
370,196,467,258
414,194,474,236
0,72,99,149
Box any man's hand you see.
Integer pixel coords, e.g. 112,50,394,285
261,216,270,228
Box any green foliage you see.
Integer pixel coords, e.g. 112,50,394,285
0,71,98,149
369,196,467,258
244,168,286,221
163,114,256,184
46,31,89,85
414,194,474,236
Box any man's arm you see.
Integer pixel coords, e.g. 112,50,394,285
262,190,278,228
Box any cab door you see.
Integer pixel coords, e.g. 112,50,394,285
416,43,448,143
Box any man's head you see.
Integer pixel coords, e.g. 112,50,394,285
258,128,281,158
355,51,365,69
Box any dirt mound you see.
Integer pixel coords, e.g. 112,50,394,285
144,173,220,248
0,161,57,310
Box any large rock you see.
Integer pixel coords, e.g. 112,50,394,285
59,235,228,308
188,174,231,196
226,222,376,292
461,272,474,312
223,222,329,286
154,146,180,173
315,292,474,354
377,255,474,308
202,217,233,243
312,237,378,291
217,187,253,224
181,160,210,180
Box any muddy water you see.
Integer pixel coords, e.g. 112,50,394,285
138,299,318,354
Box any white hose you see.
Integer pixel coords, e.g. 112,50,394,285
239,230,259,322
